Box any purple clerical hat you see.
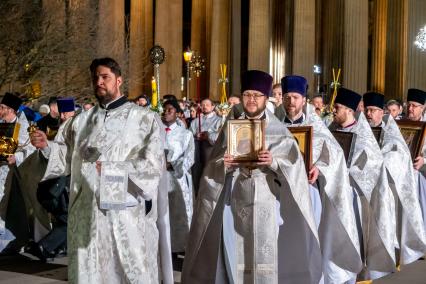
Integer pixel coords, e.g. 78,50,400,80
334,88,362,112
57,98,75,113
281,75,308,97
363,91,385,109
241,70,273,96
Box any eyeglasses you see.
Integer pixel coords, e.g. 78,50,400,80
242,93,265,100
407,103,423,109
365,108,382,113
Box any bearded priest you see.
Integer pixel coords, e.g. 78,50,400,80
182,70,321,284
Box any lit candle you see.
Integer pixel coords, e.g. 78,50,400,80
181,77,184,91
151,77,158,107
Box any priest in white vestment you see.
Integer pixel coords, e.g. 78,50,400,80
364,91,426,265
189,98,222,195
277,75,362,284
0,92,36,252
330,88,396,281
30,57,172,284
162,100,194,254
182,70,322,284
404,88,426,235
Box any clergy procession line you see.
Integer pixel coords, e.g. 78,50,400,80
0,57,425,283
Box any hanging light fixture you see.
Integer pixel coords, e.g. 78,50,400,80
414,25,426,52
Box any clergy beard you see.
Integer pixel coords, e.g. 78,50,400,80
245,107,265,118
95,89,115,105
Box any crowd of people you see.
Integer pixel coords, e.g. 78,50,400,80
0,56,425,284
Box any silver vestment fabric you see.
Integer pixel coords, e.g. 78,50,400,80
42,102,172,284
330,112,396,278
417,124,426,233
381,115,426,264
164,122,194,252
276,104,362,283
182,109,322,284
304,107,362,283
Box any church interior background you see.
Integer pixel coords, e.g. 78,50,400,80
0,0,425,104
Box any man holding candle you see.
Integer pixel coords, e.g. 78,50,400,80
189,98,222,196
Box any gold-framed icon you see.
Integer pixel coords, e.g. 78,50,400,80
227,119,265,163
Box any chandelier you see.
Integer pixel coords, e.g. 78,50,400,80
414,25,426,51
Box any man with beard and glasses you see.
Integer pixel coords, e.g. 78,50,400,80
182,70,321,284
30,57,173,283
363,91,426,267
404,88,426,234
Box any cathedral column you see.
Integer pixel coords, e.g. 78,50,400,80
155,0,183,98
270,0,290,84
406,0,426,98
97,0,125,63
384,0,408,101
191,0,208,100
342,0,368,95
129,0,153,99
230,0,241,96
319,0,344,94
208,0,230,101
292,0,316,95
248,0,271,72
370,0,387,93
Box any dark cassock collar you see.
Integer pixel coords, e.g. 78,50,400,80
242,111,267,120
337,119,357,132
284,113,305,125
371,120,385,128
101,95,128,110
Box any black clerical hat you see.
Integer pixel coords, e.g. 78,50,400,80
281,75,308,97
363,91,385,109
334,87,361,112
1,92,22,112
407,88,426,105
241,70,273,96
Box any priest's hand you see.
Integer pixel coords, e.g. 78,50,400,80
30,130,48,149
257,150,273,166
7,155,16,165
96,161,101,175
224,153,238,169
308,165,319,184
414,156,424,170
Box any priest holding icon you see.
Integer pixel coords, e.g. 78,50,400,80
182,70,321,284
